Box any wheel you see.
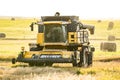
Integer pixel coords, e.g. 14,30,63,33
72,52,77,67
72,60,77,67
83,48,89,67
79,47,89,67
88,52,93,66
12,58,16,64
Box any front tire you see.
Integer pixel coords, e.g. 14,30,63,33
72,59,77,67
72,52,77,67
79,47,89,67
88,52,93,66
83,48,89,67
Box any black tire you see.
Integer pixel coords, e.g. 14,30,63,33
83,48,89,67
79,47,89,67
72,59,77,67
88,52,93,66
72,53,77,67
79,52,83,67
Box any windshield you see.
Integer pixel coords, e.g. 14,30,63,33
44,24,67,43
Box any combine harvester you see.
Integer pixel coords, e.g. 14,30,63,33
12,12,95,67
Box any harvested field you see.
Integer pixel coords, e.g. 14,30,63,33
0,62,96,80
0,60,120,80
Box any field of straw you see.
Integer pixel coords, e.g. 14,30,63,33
0,18,120,80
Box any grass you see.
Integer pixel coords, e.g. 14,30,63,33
0,18,120,80
0,40,35,60
0,18,37,38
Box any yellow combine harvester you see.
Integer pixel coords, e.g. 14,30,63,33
12,12,95,67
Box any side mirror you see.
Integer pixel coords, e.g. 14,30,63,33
30,23,34,31
30,22,37,31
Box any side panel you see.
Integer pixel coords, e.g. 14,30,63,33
37,33,44,44
68,32,77,43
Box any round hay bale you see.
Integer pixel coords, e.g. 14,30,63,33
11,17,15,21
97,20,102,23
0,33,6,38
100,42,104,50
100,42,116,52
108,35,116,41
107,21,114,30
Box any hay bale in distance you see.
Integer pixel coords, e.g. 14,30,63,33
100,42,116,52
107,21,114,30
108,35,116,41
97,20,102,23
0,33,6,38
11,17,15,21
100,42,104,51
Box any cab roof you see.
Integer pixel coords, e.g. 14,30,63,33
37,21,71,25
41,16,79,22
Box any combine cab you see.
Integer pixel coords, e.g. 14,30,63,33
12,12,95,67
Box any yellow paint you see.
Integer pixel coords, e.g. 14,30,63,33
41,21,71,24
43,21,62,24
37,33,44,44
23,51,32,58
68,32,77,43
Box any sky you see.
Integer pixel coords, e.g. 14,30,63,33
0,0,120,19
